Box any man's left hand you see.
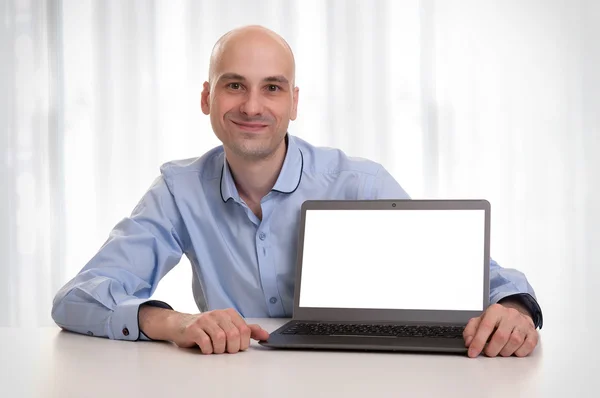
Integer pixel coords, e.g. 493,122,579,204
463,301,539,358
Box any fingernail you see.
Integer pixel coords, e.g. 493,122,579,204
468,348,477,357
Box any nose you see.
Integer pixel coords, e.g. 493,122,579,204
239,89,264,117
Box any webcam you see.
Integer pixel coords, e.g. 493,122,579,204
392,203,396,207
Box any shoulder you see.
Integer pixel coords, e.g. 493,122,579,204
292,135,384,177
157,145,225,187
290,135,410,199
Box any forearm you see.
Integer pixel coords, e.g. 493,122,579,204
52,282,115,338
52,269,174,340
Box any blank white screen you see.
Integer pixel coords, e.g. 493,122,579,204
298,209,485,311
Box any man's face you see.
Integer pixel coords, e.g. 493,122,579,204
201,37,299,161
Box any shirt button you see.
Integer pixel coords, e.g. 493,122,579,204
269,297,278,304
122,327,130,336
259,232,266,240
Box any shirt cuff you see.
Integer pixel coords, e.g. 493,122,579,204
109,298,173,341
496,292,544,330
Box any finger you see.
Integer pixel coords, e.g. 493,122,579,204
514,330,539,357
463,317,481,347
200,319,227,354
484,320,515,357
218,318,241,354
227,312,252,351
468,308,502,358
499,328,525,357
193,328,213,355
248,324,270,341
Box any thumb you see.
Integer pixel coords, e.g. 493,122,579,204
248,324,270,341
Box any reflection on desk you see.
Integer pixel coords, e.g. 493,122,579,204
0,318,597,398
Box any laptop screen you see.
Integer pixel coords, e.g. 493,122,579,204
298,208,486,312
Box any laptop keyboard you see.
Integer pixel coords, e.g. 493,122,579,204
281,322,465,339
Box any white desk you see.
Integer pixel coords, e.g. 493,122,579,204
0,318,597,398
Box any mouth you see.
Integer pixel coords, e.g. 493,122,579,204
230,120,269,132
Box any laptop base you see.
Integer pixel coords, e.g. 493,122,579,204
258,321,468,354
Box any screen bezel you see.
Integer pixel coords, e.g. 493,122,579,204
292,199,491,325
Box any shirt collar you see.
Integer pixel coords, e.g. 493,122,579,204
219,156,241,203
220,134,304,203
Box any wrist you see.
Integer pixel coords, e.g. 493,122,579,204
499,298,534,324
139,304,182,341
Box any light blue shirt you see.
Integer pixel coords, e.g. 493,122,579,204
51,134,543,341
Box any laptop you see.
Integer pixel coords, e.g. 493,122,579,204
258,199,491,354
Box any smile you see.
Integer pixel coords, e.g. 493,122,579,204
231,120,269,132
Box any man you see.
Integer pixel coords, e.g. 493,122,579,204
52,25,543,358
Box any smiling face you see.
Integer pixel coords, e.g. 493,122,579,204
201,27,299,162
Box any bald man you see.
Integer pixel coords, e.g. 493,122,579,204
52,26,543,358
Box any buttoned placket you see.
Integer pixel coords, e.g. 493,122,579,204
252,195,286,317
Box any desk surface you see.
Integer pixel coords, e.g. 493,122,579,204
0,318,597,398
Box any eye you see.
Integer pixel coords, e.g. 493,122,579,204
267,84,280,92
228,83,241,90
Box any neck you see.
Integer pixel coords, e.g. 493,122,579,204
226,140,287,205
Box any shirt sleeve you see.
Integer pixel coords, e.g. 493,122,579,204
489,258,544,329
369,165,544,329
51,175,185,341
367,166,412,200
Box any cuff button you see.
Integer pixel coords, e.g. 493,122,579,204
122,327,130,336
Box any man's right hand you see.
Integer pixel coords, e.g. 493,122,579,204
139,306,269,354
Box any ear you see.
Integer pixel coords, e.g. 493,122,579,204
290,86,299,121
201,81,211,115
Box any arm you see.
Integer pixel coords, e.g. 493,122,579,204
51,176,185,341
369,166,544,329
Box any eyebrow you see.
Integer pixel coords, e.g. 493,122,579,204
218,73,290,85
263,75,289,85
219,73,246,82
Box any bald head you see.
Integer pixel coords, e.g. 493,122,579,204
208,25,296,86
200,25,300,164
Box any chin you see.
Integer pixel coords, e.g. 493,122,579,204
233,142,277,160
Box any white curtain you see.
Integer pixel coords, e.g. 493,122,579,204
1,0,598,329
